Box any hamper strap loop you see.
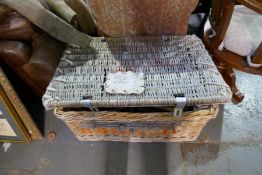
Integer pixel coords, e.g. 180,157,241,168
174,97,186,117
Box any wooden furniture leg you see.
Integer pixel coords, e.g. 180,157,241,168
252,42,262,64
216,61,244,103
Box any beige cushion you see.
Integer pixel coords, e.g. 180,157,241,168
220,5,262,56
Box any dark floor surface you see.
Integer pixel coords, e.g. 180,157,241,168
1,70,262,175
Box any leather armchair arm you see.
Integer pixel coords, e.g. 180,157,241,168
0,10,65,96
0,11,39,42
0,40,31,67
22,33,65,94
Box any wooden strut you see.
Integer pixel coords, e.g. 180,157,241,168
252,42,262,64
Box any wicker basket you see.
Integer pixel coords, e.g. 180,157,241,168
43,35,232,110
45,35,229,142
54,105,219,142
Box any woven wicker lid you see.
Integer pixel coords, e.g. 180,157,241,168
43,35,232,110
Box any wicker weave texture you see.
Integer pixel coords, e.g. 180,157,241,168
43,35,232,109
54,105,219,142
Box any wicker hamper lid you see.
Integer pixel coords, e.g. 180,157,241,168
43,35,232,110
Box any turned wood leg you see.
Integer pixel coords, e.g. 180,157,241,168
216,61,244,103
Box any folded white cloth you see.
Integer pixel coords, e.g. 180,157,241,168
220,5,262,57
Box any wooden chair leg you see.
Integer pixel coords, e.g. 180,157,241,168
252,42,262,64
216,61,244,103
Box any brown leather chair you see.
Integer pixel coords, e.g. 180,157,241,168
0,11,64,96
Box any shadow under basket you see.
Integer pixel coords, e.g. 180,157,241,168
54,105,219,142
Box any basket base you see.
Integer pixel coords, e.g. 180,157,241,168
54,105,219,142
